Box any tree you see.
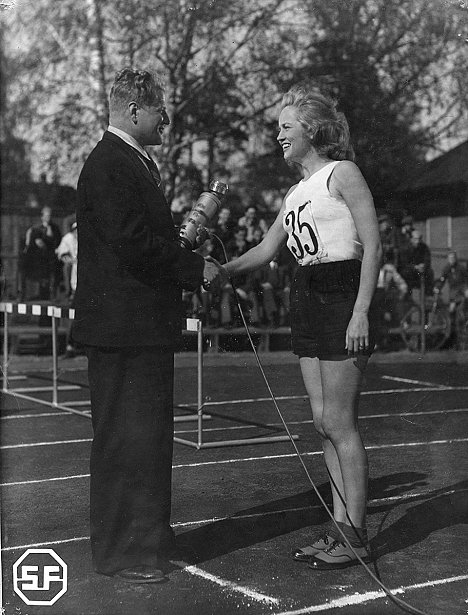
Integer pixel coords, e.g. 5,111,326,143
2,0,289,204
2,0,467,212
239,0,468,205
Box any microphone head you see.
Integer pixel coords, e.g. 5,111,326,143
209,180,229,196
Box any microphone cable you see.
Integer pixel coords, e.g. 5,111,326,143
208,233,430,615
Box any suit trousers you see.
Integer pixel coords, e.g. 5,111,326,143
86,345,176,575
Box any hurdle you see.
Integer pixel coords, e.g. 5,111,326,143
1,302,297,448
0,302,209,424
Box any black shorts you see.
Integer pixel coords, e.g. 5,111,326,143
290,259,376,360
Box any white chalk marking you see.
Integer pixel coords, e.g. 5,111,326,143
10,385,80,393
175,561,279,604
381,375,447,388
2,438,468,485
173,407,468,434
275,574,468,614
176,386,468,408
2,405,467,425
173,437,468,469
1,438,92,450
1,411,82,420
3,487,467,551
1,536,89,552
1,474,90,487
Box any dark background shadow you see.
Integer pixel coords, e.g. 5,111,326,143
176,471,436,564
369,479,468,558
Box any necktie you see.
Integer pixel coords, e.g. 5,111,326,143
143,155,162,188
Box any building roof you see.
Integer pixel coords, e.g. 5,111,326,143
399,140,468,192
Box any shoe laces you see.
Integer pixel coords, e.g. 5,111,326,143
324,540,347,554
326,539,368,555
313,531,332,546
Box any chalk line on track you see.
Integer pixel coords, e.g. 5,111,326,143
274,574,468,614
8,385,81,393
2,435,468,465
1,489,468,551
172,561,279,605
3,405,468,427
380,375,448,388
173,386,468,408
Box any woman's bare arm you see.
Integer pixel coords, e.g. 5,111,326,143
330,161,383,353
224,198,290,277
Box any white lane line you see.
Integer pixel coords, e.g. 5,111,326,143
2,405,468,425
381,375,447,388
1,474,90,487
173,437,468,469
1,438,92,450
2,438,468,487
1,536,89,552
173,407,468,435
176,386,468,408
9,385,81,393
173,561,279,605
3,488,467,552
2,411,80,420
275,574,468,614
4,376,27,381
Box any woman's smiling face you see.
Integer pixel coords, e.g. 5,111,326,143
277,105,312,163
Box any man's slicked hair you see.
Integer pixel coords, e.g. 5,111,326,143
109,68,165,115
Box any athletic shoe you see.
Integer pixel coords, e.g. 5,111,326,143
307,540,371,570
292,530,336,562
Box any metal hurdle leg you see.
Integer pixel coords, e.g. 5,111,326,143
46,306,91,418
51,306,59,407
196,318,204,447
1,303,91,419
420,274,426,354
2,302,10,392
174,318,209,448
173,317,299,449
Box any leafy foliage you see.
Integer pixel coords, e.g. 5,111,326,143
1,0,467,213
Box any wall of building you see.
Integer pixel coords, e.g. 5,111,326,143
414,215,468,279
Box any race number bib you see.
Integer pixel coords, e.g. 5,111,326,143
284,201,327,264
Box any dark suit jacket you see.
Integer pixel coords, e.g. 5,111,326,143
72,131,204,348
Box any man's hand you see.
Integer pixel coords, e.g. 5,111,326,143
195,226,210,249
202,256,228,293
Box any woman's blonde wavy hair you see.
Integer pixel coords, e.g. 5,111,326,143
281,84,355,161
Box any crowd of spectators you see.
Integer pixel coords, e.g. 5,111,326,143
14,204,468,350
373,213,468,350
19,206,77,307
183,205,296,329
183,207,468,350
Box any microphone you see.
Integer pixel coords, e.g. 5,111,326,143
178,180,229,250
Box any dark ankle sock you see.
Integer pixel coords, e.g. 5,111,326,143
326,521,342,541
337,521,368,547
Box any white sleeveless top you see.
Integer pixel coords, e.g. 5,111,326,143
282,161,363,266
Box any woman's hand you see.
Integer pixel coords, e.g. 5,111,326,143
345,311,369,355
202,256,228,293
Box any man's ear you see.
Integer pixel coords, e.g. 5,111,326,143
128,101,139,124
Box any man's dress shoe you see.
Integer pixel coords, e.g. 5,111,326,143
113,565,166,583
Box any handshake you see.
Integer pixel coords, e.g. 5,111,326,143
202,256,229,293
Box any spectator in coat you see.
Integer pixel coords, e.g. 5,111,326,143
22,206,61,301
400,229,433,302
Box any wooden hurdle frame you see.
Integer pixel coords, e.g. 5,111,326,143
1,302,297,449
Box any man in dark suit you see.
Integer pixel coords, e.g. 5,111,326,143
72,68,224,584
